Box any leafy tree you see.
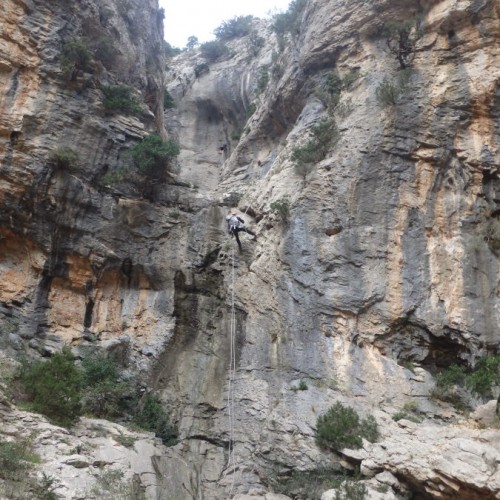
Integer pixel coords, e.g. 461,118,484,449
214,15,254,40
315,402,379,450
186,36,199,50
21,347,83,427
382,17,422,69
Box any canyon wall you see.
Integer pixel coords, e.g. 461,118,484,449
0,0,499,498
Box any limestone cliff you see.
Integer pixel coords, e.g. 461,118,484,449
0,0,499,499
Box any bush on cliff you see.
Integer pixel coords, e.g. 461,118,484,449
102,85,142,115
60,37,93,80
315,402,379,450
214,15,254,40
129,134,180,179
50,147,79,170
292,118,339,178
432,355,500,409
200,40,229,62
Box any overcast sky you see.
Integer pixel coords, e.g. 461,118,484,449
159,0,292,48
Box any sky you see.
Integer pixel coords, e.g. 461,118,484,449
159,0,292,48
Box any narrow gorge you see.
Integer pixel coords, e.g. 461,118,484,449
0,0,499,498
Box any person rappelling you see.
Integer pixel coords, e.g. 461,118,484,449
226,212,257,251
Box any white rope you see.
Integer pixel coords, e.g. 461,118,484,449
227,242,237,496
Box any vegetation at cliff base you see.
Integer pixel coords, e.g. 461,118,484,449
20,347,82,427
133,393,178,446
431,355,500,409
17,347,177,442
315,402,379,450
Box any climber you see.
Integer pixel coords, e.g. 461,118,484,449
226,212,257,251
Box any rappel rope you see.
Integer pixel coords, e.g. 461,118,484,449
226,199,258,496
227,242,237,496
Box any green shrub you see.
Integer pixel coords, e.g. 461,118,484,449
102,85,142,115
163,89,175,109
375,79,399,106
50,147,79,169
129,134,180,178
81,354,135,419
200,40,229,62
100,170,125,186
60,37,92,79
392,411,422,423
134,393,178,446
431,356,500,409
467,355,500,399
292,118,339,177
214,15,254,40
270,197,290,223
21,347,83,427
89,469,146,499
315,402,379,450
333,479,367,500
256,66,270,94
0,438,40,478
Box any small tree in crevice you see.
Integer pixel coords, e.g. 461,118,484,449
382,16,422,69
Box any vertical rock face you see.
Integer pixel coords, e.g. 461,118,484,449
0,0,500,499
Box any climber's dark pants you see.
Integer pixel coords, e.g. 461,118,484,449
231,227,255,251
